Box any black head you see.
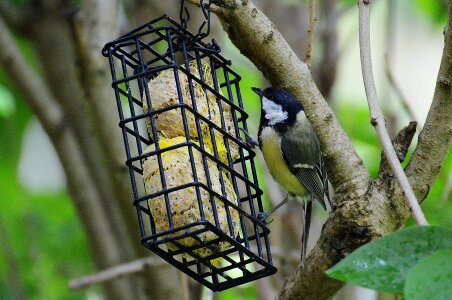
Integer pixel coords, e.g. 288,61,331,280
252,87,304,131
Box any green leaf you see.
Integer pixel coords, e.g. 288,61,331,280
404,250,452,300
326,226,452,293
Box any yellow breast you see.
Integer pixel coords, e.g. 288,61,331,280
260,127,307,196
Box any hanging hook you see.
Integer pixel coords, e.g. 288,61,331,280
193,0,212,42
179,0,191,29
179,0,213,43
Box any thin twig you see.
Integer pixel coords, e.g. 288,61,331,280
358,0,428,225
68,244,300,291
305,0,317,66
384,55,417,121
68,256,166,290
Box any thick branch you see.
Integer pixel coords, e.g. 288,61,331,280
75,0,139,240
75,2,182,298
406,0,452,200
358,0,427,225
188,0,370,196
0,16,64,134
379,121,417,179
0,1,29,33
29,5,142,271
313,0,339,98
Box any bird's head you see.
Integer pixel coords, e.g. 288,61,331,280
252,87,304,129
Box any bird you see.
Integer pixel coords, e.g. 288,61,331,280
247,86,330,265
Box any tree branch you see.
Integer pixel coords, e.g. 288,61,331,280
75,0,138,236
383,0,416,121
313,0,339,98
30,5,144,275
379,121,417,179
0,16,64,134
183,1,373,299
175,0,450,299
384,55,417,121
68,245,299,291
406,0,452,201
188,0,370,195
305,0,317,66
70,2,184,298
0,1,29,33
69,256,166,290
358,0,427,225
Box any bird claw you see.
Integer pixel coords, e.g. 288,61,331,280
239,128,259,148
257,212,273,224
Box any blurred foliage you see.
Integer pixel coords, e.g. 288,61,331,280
0,100,98,299
217,282,258,300
0,39,97,300
335,103,381,177
7,0,26,6
339,0,448,27
0,84,15,118
413,0,449,26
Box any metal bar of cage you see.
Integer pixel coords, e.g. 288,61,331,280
102,15,276,291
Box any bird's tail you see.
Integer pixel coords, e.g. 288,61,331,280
301,199,313,266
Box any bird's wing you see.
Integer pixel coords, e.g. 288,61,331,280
281,132,329,209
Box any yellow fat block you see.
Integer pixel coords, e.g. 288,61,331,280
142,137,240,264
142,61,239,164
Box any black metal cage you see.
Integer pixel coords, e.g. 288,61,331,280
102,15,276,291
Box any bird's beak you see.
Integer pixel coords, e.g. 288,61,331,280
251,87,262,97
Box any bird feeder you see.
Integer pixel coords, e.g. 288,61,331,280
102,0,276,291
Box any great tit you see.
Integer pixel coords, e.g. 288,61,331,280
249,87,330,264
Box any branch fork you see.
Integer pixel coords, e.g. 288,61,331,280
358,0,428,225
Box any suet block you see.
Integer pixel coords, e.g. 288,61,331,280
143,61,238,164
143,137,240,263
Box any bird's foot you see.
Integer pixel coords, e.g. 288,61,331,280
239,128,259,148
257,196,289,225
257,212,274,224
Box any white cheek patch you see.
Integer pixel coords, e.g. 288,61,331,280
262,96,288,125
296,109,307,121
